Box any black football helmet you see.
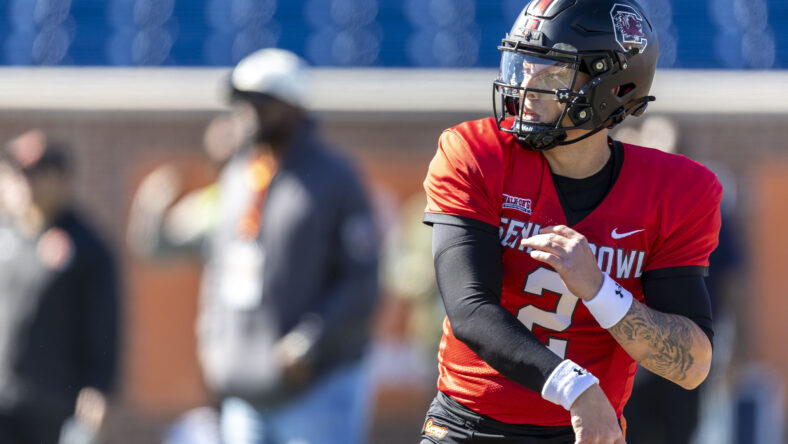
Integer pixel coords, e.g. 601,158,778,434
493,0,659,150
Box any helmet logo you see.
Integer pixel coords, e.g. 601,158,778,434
610,4,648,52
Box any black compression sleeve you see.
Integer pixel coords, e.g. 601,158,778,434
432,221,563,393
641,274,714,346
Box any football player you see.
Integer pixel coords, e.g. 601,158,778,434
419,0,720,442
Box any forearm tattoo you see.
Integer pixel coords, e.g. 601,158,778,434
608,301,698,384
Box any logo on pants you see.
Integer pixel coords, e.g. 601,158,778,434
424,418,448,439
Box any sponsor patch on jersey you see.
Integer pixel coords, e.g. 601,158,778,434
610,3,648,52
424,418,448,439
502,193,533,215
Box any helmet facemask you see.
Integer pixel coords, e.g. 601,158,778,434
493,43,604,151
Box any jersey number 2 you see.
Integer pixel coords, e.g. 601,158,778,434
517,267,579,359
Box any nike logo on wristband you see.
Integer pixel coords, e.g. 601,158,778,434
611,228,645,239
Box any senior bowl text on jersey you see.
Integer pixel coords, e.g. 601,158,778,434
499,216,646,280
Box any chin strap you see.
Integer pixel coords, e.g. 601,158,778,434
515,127,567,151
554,95,656,148
556,125,606,147
505,94,656,151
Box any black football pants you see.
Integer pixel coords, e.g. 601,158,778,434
419,392,576,444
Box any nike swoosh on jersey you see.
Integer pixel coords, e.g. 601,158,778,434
611,228,645,239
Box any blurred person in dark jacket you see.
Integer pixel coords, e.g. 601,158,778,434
128,48,379,444
0,130,119,444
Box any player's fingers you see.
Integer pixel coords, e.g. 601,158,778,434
541,224,583,240
573,427,622,444
520,233,570,255
528,249,561,268
603,428,625,444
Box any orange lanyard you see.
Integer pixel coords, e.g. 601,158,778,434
236,152,277,240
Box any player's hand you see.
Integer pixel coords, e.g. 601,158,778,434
74,387,107,433
520,225,603,301
131,164,182,216
273,331,314,386
569,384,625,444
127,164,183,255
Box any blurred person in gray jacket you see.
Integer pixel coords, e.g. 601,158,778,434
128,49,380,444
0,130,118,444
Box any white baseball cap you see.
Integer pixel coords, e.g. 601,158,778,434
230,48,309,109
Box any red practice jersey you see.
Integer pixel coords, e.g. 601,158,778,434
423,117,722,426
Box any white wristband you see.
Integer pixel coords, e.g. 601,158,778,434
583,273,633,329
541,359,599,410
